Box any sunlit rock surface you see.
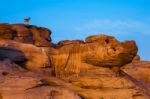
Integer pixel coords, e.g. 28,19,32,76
0,23,149,99
50,34,138,77
121,61,150,96
0,23,52,47
0,39,51,71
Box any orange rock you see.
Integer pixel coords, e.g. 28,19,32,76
0,23,148,99
132,55,141,62
58,40,84,46
0,23,15,39
0,23,52,47
0,39,50,71
14,36,34,44
28,26,51,47
50,34,138,77
12,24,32,37
122,40,138,56
121,61,150,96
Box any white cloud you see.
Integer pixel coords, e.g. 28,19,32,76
74,19,150,36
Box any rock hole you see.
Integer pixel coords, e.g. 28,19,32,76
105,39,109,44
15,59,28,70
112,47,116,51
2,72,9,76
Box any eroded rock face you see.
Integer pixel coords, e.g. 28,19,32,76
0,60,81,99
0,23,16,39
0,23,149,99
84,35,138,66
121,61,150,96
0,60,148,99
50,34,138,77
0,47,26,62
0,23,52,47
133,55,141,62
0,39,51,71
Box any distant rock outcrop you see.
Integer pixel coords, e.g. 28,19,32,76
0,23,149,99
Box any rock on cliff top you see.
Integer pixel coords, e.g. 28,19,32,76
0,23,52,47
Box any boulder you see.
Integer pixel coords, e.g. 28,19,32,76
83,35,138,67
50,34,138,77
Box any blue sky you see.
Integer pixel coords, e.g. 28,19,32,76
0,0,150,61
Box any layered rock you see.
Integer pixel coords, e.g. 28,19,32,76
0,60,81,99
0,23,150,99
0,24,16,39
0,23,52,47
121,61,150,96
0,39,51,72
0,77,80,99
50,34,138,77
0,59,148,99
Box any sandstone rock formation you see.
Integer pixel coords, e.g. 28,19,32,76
121,61,150,96
0,23,52,47
0,39,51,72
50,34,138,77
0,23,149,99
